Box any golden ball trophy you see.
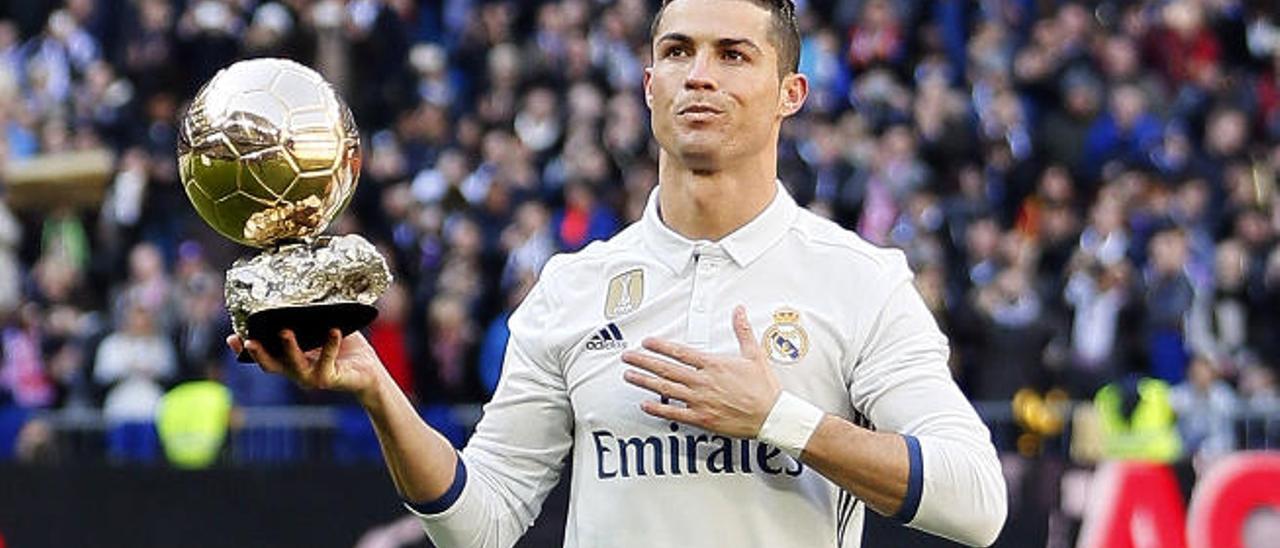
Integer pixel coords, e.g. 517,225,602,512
177,58,391,361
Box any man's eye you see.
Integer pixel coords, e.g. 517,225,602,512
723,50,746,61
666,46,690,58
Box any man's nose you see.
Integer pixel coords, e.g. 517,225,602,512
683,51,717,91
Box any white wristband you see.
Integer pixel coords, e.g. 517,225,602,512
756,391,825,459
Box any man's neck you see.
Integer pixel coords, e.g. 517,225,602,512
656,151,778,241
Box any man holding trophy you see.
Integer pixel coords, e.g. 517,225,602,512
204,1,1006,546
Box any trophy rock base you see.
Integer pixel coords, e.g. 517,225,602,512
226,234,392,363
236,301,378,363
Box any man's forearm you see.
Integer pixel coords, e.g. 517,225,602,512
360,373,460,504
801,415,911,517
799,411,1006,546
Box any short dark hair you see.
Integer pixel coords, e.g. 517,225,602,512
649,0,800,78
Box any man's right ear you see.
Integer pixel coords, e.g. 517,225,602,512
643,67,654,108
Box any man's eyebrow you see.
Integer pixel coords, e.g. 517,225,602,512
716,38,762,54
656,32,693,45
656,34,763,55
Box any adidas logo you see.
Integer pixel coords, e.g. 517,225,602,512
585,323,628,351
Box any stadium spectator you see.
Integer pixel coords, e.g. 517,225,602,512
846,0,904,72
1188,239,1254,374
1065,254,1134,398
1147,1,1222,88
171,241,225,378
967,267,1054,400
1170,354,1239,466
370,282,415,400
477,266,536,397
1144,228,1196,384
0,304,55,409
0,199,20,317
1257,247,1280,367
111,242,171,331
422,293,472,401
552,180,618,251
93,300,176,422
122,0,180,100
1084,83,1163,182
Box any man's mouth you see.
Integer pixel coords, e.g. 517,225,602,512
678,104,723,115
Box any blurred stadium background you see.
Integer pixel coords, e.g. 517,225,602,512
0,0,1278,547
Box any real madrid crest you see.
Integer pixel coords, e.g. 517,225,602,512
761,307,809,365
605,268,644,319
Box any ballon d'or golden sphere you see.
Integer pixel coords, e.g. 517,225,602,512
178,58,360,248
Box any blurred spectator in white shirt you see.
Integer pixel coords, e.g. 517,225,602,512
1170,355,1239,466
93,301,176,422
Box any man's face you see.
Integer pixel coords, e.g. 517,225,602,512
644,0,800,172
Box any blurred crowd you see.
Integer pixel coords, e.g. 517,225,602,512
0,0,1279,462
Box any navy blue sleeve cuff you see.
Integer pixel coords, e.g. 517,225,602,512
891,434,923,523
405,455,468,515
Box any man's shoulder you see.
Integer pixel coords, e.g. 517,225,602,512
512,225,644,346
541,223,644,279
788,209,911,279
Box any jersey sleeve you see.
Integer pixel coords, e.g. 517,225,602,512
848,260,1007,547
408,275,575,548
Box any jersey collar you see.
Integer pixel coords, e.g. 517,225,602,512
641,180,799,272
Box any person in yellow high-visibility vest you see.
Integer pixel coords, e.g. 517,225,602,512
156,380,232,469
1094,376,1182,463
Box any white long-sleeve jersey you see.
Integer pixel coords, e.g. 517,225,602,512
408,184,1007,547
